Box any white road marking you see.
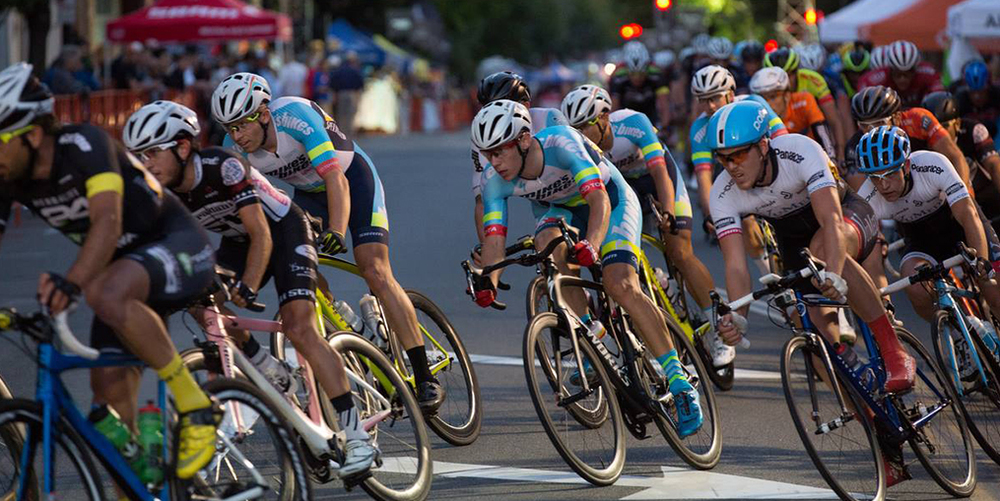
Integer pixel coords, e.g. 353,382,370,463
465,353,783,380
376,458,839,499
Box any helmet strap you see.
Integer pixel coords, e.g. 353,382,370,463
168,142,193,189
515,133,532,179
259,117,270,149
753,142,773,188
596,119,609,148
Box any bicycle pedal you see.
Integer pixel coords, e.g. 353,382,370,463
341,469,373,490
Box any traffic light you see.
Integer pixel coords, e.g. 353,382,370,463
620,23,643,40
765,39,779,53
805,8,817,25
655,0,672,11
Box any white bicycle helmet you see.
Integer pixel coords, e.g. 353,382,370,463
123,100,201,153
749,67,790,94
471,100,532,151
797,44,827,71
211,72,272,124
561,85,612,128
623,41,650,72
691,65,735,98
692,33,711,55
885,40,920,72
707,37,734,61
869,46,887,70
0,63,54,134
653,49,676,69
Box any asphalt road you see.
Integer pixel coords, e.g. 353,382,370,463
0,130,998,500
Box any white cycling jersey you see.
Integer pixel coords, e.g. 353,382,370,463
710,134,838,239
471,107,569,196
856,150,969,223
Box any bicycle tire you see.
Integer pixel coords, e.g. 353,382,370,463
648,315,722,470
404,290,482,446
694,335,736,392
327,332,433,501
526,275,550,320
780,336,885,501
199,377,312,501
522,312,625,486
895,327,977,497
0,399,101,501
931,310,1000,466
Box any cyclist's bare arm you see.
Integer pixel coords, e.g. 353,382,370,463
719,232,752,319
474,195,486,243
809,186,848,276
320,168,350,235
647,159,675,216
931,134,973,192
583,189,611,246
952,197,990,259
66,190,123,289
984,156,1000,200
236,203,273,295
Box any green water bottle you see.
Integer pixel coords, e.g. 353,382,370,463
137,400,164,485
89,405,144,474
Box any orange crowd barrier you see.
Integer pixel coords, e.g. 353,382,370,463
53,89,200,140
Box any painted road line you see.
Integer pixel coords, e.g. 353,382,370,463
376,458,839,500
465,353,783,380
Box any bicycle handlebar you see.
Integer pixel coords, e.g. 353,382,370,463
206,266,266,312
52,311,100,359
881,254,965,295
0,308,100,360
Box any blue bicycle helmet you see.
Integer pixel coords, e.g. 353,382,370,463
708,100,770,150
856,125,910,174
964,60,989,91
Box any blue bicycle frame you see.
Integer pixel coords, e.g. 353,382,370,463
932,277,991,395
794,292,951,442
21,342,170,501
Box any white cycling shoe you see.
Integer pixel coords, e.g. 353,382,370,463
338,438,379,478
705,330,736,367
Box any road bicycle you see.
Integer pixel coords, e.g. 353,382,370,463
466,220,721,486
0,307,285,500
719,248,976,501
179,271,432,501
879,244,1000,466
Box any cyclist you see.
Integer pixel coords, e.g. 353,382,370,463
609,41,671,129
842,86,971,193
210,73,445,413
857,40,943,108
838,45,871,100
921,92,1000,225
750,67,837,163
469,100,704,437
855,126,1000,323
471,71,568,258
560,85,731,367
689,64,786,275
706,37,734,68
764,47,847,162
123,101,378,476
954,60,1000,138
709,101,916,396
732,40,765,94
0,63,220,479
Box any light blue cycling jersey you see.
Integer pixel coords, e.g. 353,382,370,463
480,125,642,268
689,94,786,173
223,96,364,193
471,107,568,196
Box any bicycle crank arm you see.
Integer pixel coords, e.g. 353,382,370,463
909,399,951,430
558,388,595,407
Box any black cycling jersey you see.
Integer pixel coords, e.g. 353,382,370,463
956,85,1000,138
173,147,292,239
958,118,1000,221
609,66,670,126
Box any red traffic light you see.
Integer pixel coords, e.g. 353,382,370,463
655,0,672,11
620,23,643,40
765,39,779,53
805,8,817,25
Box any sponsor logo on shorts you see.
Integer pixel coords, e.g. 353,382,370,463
295,244,318,263
279,288,315,303
289,263,316,278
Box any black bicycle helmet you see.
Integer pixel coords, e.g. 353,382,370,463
739,41,765,63
851,85,901,122
477,71,531,106
920,92,959,125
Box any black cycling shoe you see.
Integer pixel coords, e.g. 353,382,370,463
416,380,445,414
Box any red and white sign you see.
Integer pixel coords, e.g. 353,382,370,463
106,0,291,43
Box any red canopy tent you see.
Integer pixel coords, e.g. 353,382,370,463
859,0,964,50
106,0,291,43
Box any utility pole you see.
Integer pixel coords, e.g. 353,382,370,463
775,0,818,45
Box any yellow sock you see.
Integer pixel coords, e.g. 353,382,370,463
157,354,211,413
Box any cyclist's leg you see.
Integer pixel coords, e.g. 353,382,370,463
899,254,936,321
665,165,714,310
89,318,143,426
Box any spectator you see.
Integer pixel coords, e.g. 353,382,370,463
165,46,199,90
312,56,334,113
331,51,365,135
44,46,89,95
111,42,148,90
278,54,310,98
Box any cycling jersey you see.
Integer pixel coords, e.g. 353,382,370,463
470,107,568,197
172,147,292,239
960,119,1000,219
689,94,787,173
856,150,1000,264
609,65,671,125
794,69,834,107
481,126,642,270
843,107,949,177
857,63,944,108
956,85,1000,138
780,91,836,161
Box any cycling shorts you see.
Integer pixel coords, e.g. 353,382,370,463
900,201,1000,269
293,148,389,248
533,179,643,272
216,203,318,306
91,195,216,351
769,190,878,274
626,166,694,235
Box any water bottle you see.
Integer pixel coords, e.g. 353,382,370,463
333,299,364,333
654,267,685,320
136,401,164,485
359,294,387,349
968,316,999,362
835,343,864,374
89,405,145,476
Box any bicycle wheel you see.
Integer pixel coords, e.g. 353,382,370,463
328,332,432,501
694,333,735,392
647,316,722,470
522,312,625,486
404,290,482,446
895,327,976,497
781,336,885,501
526,275,550,320
0,399,100,500
199,377,312,501
931,310,1000,466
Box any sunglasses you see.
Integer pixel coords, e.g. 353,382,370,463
0,125,36,145
858,117,892,130
866,165,903,182
228,111,261,134
481,140,518,160
759,90,785,101
716,144,754,165
137,141,177,163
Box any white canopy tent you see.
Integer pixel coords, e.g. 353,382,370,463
948,0,1000,40
818,0,921,44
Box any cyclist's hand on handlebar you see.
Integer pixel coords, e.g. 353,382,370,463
38,272,80,315
318,229,348,255
813,270,848,302
717,311,748,346
469,273,497,308
659,212,678,235
229,280,258,309
571,240,599,267
471,243,484,267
